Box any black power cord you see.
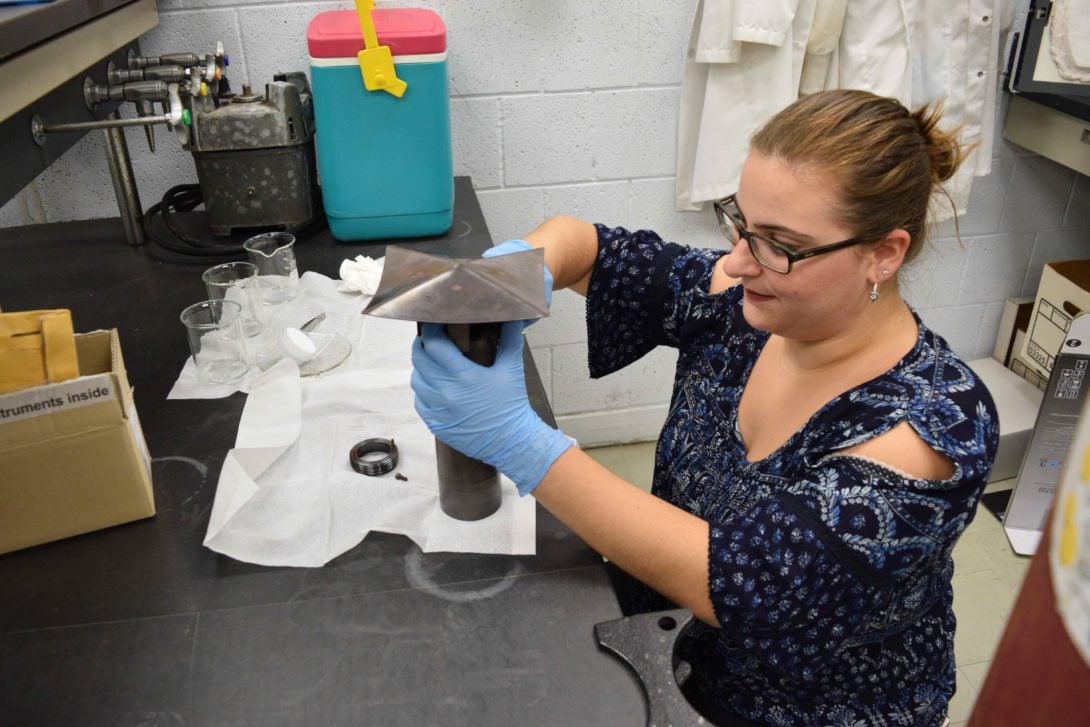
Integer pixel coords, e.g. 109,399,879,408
143,183,326,258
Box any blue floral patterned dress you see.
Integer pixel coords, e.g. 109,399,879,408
585,225,999,726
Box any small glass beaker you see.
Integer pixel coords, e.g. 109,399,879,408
180,299,249,385
202,261,264,337
243,231,299,304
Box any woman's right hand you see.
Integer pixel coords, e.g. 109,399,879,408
481,239,554,309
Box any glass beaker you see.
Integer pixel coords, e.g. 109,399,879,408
179,299,249,385
202,261,264,337
243,232,299,304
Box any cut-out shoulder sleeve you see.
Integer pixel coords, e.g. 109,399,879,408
841,421,957,481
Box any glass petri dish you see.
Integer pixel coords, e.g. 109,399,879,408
256,331,352,376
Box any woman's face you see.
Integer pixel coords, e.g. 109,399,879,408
721,152,875,342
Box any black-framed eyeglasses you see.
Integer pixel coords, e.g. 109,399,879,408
712,194,869,274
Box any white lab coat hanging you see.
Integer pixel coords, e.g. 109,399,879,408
675,0,1007,219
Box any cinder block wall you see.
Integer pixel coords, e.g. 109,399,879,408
3,1,1088,445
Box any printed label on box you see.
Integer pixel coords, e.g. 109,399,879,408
1026,298,1073,374
0,376,117,425
1011,354,1050,391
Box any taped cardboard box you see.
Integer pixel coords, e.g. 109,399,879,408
0,329,154,554
1021,259,1090,380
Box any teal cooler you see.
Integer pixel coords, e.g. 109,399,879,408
307,8,452,240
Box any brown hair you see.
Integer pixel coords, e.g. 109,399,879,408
750,89,968,264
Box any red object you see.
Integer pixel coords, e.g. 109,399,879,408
968,514,1090,725
307,9,446,58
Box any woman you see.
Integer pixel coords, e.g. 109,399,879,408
411,89,998,725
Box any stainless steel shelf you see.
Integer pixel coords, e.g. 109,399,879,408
0,0,158,125
0,0,158,206
0,0,143,60
0,0,140,62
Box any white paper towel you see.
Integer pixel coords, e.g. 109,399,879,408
201,279,537,565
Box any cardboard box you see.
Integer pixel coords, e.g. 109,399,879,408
1005,314,1090,556
992,296,1035,366
968,358,1044,483
0,329,154,554
1010,348,1050,392
1021,260,1090,380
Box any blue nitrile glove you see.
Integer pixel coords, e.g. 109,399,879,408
411,321,574,496
481,239,553,310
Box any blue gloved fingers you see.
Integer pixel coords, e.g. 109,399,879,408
416,321,446,347
410,330,427,362
409,366,441,407
411,391,430,424
412,392,448,432
481,239,533,258
481,239,553,310
410,327,440,370
410,332,459,409
416,323,482,373
495,319,527,364
542,264,554,309
409,332,442,385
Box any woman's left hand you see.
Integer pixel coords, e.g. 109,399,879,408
410,321,574,495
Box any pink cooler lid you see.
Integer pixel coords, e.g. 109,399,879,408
307,9,446,58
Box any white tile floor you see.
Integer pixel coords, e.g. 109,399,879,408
586,443,1030,726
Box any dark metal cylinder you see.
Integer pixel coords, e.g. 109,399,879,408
436,441,502,521
435,322,503,521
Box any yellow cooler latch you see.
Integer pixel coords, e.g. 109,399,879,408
354,0,408,98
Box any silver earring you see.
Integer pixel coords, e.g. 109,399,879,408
869,282,880,302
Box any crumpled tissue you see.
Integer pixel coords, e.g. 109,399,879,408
202,303,537,565
338,255,384,295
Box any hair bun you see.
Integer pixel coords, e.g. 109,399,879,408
750,89,970,265
911,103,966,185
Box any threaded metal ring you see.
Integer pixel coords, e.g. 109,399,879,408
349,438,399,476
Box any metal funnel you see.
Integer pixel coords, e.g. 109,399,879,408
362,245,549,323
362,245,549,521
